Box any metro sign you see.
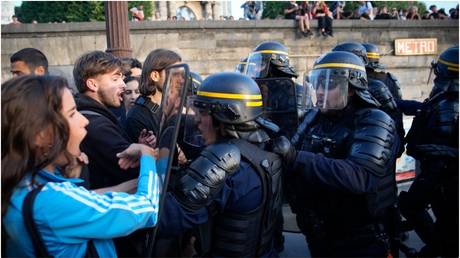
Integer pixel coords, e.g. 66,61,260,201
395,38,437,55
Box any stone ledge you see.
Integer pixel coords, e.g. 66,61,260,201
2,20,458,35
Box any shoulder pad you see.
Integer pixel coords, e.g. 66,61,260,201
368,79,397,111
434,99,459,137
387,72,399,82
386,73,402,99
174,143,241,211
350,109,396,177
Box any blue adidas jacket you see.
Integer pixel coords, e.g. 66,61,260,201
3,155,160,257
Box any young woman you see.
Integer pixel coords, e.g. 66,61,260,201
2,75,161,257
123,75,141,113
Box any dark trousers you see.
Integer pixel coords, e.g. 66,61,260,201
317,16,333,33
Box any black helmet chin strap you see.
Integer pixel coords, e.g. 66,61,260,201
427,66,434,85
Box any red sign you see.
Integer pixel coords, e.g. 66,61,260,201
395,38,437,55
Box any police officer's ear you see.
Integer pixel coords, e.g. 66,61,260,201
34,66,46,76
150,70,161,83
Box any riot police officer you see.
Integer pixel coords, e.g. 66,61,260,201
399,46,459,258
332,42,405,157
245,41,305,137
278,51,399,256
160,72,283,257
362,43,403,100
189,71,202,95
235,57,249,74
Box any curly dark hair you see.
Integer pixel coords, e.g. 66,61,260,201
2,75,71,216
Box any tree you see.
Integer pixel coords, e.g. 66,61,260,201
15,1,153,23
262,2,286,19
16,1,104,23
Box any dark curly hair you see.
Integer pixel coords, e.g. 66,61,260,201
2,75,71,216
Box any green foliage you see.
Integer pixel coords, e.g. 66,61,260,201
16,1,104,23
262,2,286,19
128,1,153,20
15,1,152,23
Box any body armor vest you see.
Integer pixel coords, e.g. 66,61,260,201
368,70,402,100
406,80,459,160
291,107,397,238
207,139,283,257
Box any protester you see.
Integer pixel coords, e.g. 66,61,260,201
10,48,48,78
2,75,160,257
123,76,141,113
125,49,181,142
121,57,142,77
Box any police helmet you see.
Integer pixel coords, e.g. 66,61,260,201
190,71,202,95
362,43,385,70
194,72,263,125
310,51,379,107
235,57,248,74
332,42,369,66
246,41,298,78
433,46,459,80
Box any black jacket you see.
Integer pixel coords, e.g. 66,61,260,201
76,94,138,189
125,95,161,142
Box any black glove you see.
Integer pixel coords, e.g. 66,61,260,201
271,135,297,168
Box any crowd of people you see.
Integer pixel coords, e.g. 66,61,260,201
2,37,458,258
8,1,460,23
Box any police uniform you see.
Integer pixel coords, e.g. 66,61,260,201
286,51,399,256
245,41,304,138
332,42,405,158
160,72,283,257
399,46,459,257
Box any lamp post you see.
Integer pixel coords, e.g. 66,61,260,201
105,1,132,58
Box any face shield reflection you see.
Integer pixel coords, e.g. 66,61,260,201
183,97,214,148
244,52,271,79
307,68,349,110
161,67,186,119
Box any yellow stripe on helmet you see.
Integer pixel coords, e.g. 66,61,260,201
438,58,459,68
197,91,262,100
367,52,380,58
246,101,263,107
253,50,289,56
447,67,459,71
313,63,366,71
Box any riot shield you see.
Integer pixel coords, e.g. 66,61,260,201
254,78,299,138
145,63,190,257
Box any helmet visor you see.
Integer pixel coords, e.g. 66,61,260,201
307,68,349,110
183,96,213,148
235,62,247,74
244,52,271,79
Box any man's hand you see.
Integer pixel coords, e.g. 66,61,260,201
138,129,156,148
117,143,158,170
